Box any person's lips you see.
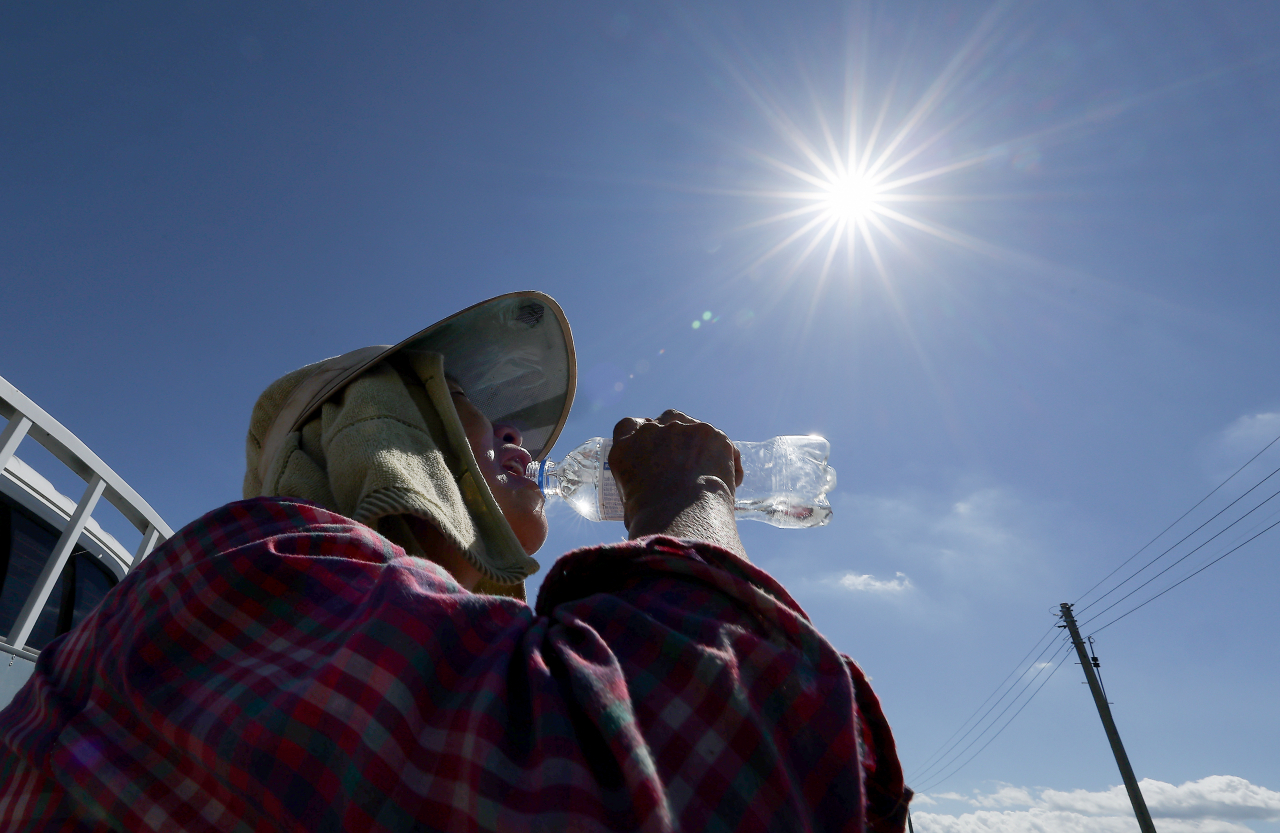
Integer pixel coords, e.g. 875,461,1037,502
500,446,533,479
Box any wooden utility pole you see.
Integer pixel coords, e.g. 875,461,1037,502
1059,603,1158,833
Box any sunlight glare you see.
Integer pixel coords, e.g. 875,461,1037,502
719,4,1029,289
823,172,881,223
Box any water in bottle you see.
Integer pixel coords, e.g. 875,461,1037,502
527,435,836,528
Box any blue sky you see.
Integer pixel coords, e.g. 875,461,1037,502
4,2,1280,830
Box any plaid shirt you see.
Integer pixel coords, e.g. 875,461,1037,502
0,497,908,832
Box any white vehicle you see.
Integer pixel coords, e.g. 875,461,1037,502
0,375,172,709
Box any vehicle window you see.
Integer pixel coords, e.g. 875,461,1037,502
0,496,118,652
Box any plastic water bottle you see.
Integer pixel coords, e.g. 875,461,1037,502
526,436,837,528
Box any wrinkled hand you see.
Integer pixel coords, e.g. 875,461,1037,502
609,410,747,559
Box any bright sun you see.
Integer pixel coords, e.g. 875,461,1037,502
718,9,1023,287
731,124,967,286
822,172,881,223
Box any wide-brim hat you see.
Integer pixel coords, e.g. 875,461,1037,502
256,291,575,486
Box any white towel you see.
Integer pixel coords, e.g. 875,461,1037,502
243,350,537,599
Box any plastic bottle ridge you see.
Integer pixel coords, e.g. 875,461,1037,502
527,435,837,529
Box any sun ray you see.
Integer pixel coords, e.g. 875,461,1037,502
841,68,859,179
784,214,841,282
745,81,843,184
703,0,1223,303
795,217,848,361
858,208,966,448
715,56,843,185
868,100,990,183
744,150,838,190
777,118,841,184
842,11,871,174
817,216,847,287
858,216,893,295
864,209,910,255
727,189,833,200
745,210,835,272
864,0,1013,179
732,201,829,233
650,0,1268,308
875,152,997,192
869,203,989,251
857,62,898,177
814,103,845,180
844,212,857,278
874,193,1032,203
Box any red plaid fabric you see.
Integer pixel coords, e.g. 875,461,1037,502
0,497,909,832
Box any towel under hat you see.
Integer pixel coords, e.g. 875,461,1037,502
243,349,538,599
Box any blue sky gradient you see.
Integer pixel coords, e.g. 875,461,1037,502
4,2,1280,830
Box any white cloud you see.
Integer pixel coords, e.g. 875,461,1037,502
1203,411,1280,483
915,776,1280,833
969,785,1035,808
912,809,1252,833
1220,413,1280,455
768,484,1063,616
1042,777,1280,821
808,486,1056,608
832,570,912,593
832,487,1044,577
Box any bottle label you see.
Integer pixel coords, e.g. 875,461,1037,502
597,439,625,521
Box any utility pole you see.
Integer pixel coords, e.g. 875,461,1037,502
1059,603,1158,833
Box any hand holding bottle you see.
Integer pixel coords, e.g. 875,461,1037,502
609,410,748,559
529,425,836,529
610,410,743,504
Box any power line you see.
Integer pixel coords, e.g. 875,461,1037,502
912,637,1070,790
910,468,1271,789
907,623,1058,782
1092,514,1280,635
1073,428,1280,609
1076,459,1280,616
1080,482,1280,629
913,639,1072,794
908,628,1061,785
909,428,1280,796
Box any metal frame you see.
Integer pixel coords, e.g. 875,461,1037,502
1,456,132,577
0,374,173,656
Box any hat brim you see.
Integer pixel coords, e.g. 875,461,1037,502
277,292,575,463
397,292,575,462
